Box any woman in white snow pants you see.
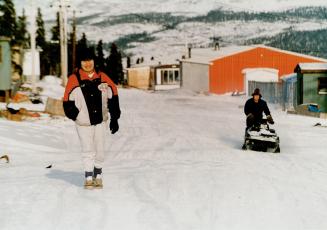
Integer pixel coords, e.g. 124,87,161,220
63,48,121,189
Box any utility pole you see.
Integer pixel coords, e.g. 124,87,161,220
30,0,37,93
72,10,76,71
58,0,69,86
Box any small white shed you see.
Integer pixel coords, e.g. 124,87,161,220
22,49,40,83
242,68,279,96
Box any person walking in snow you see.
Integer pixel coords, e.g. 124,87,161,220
63,48,121,189
244,88,274,129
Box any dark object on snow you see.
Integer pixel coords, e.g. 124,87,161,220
0,155,9,163
313,122,327,128
7,106,20,114
31,98,43,104
46,164,52,169
242,118,280,153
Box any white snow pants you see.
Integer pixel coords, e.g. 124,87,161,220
76,121,108,172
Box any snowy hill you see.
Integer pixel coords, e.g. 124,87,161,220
13,0,327,61
1,88,327,229
14,0,327,18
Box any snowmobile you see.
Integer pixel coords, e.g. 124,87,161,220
242,118,280,153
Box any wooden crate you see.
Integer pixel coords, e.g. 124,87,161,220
45,97,65,116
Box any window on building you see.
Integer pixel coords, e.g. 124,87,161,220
318,77,327,94
162,70,168,84
175,70,179,82
169,70,174,82
160,69,180,84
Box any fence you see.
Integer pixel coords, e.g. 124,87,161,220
282,79,297,111
248,80,297,111
248,81,282,104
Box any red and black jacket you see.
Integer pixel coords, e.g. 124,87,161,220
63,69,120,126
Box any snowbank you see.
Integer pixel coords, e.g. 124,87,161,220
1,88,327,230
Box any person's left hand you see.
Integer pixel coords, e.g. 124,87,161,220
267,115,274,124
110,119,119,134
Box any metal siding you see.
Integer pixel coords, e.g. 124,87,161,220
282,77,297,111
210,47,325,94
182,62,209,92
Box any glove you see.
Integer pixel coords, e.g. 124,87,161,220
246,113,255,122
267,115,274,124
109,119,119,134
63,101,79,121
247,113,254,119
246,113,255,128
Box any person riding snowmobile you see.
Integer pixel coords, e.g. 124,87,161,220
244,88,274,129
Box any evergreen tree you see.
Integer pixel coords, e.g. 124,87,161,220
49,11,60,76
96,40,105,71
35,8,49,76
51,12,60,42
76,32,88,64
16,8,29,48
105,43,123,85
47,42,60,76
0,0,17,41
36,8,46,49
68,31,74,74
127,56,131,68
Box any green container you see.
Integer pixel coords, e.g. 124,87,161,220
0,38,11,90
296,63,327,112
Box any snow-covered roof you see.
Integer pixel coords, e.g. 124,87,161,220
296,63,327,72
258,45,327,62
180,45,254,65
129,52,180,68
281,73,297,82
180,44,327,65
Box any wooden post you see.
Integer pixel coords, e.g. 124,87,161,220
5,90,9,103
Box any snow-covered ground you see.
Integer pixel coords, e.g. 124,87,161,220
1,87,327,230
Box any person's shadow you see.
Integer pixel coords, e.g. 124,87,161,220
46,169,83,187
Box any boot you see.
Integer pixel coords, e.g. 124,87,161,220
84,171,93,189
93,174,103,189
84,176,93,189
93,167,103,189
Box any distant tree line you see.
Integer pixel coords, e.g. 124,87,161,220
111,32,156,50
78,6,327,28
245,28,327,59
192,6,327,23
0,0,125,85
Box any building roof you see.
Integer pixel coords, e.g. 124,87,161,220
281,73,297,82
180,45,327,65
295,63,327,73
129,51,181,69
180,45,254,65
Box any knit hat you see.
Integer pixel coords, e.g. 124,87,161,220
252,88,261,96
80,48,95,61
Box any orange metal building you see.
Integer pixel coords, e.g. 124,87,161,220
209,45,327,94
